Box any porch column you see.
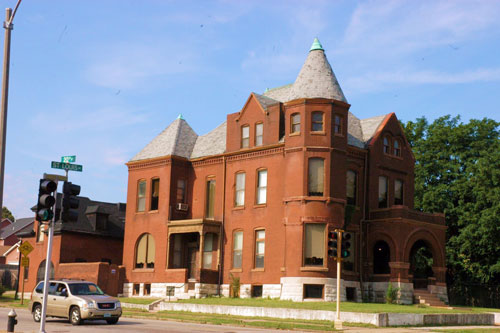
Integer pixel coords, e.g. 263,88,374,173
199,232,205,272
388,262,410,283
433,266,447,286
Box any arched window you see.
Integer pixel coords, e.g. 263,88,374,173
36,260,54,283
373,241,390,274
393,139,401,157
383,137,391,154
135,234,156,269
311,112,324,132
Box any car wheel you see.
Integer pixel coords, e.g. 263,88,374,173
69,306,82,325
106,317,119,325
33,304,42,322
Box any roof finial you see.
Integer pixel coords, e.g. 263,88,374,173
177,114,184,120
310,37,324,52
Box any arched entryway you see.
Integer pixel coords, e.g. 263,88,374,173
373,240,391,274
409,240,434,289
36,260,54,283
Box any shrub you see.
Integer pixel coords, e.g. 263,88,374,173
385,282,400,304
229,274,240,298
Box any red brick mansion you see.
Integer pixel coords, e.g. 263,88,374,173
122,39,447,304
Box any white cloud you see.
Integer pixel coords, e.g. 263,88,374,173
345,68,500,93
341,0,500,56
84,42,198,90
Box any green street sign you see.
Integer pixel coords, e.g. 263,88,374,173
51,161,83,172
61,155,76,163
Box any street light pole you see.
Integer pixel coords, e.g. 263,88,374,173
0,0,22,216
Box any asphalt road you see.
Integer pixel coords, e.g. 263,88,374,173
0,307,288,333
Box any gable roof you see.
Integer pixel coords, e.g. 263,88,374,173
0,217,34,240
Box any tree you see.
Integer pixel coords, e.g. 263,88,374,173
402,116,500,286
2,206,14,222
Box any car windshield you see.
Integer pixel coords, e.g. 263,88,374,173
68,283,104,296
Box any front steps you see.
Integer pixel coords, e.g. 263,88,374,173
413,288,447,307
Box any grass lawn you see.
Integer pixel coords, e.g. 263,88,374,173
123,308,342,331
0,293,30,309
177,297,500,314
118,297,161,305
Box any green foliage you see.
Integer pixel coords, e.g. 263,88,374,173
385,282,400,304
411,246,434,278
1,206,14,222
402,116,500,285
229,273,240,298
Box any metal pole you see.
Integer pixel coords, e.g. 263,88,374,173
0,8,12,215
39,188,58,333
335,230,343,329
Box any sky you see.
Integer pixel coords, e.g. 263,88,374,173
2,0,500,219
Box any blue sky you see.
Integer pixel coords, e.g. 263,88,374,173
3,0,500,219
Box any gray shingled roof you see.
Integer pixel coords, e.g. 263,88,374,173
0,217,34,239
131,117,198,162
263,84,293,103
288,48,347,103
191,122,227,159
360,114,388,143
253,93,280,110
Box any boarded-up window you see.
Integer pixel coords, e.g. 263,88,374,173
235,172,245,207
135,234,155,269
256,169,267,204
291,113,301,134
304,224,325,266
203,233,214,269
346,170,357,205
311,111,324,132
241,125,250,148
255,230,265,268
378,176,388,208
255,123,263,146
206,179,216,219
176,179,186,203
137,180,146,212
308,158,324,196
394,179,404,205
233,231,243,268
150,178,159,210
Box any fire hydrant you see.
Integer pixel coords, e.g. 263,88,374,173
7,309,17,332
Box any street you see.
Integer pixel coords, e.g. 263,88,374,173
0,308,286,333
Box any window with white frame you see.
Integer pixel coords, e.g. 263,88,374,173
235,172,245,207
255,230,265,268
256,169,267,204
241,125,250,148
233,231,243,268
255,123,263,146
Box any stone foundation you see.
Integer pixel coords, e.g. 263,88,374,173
362,281,413,304
428,284,449,304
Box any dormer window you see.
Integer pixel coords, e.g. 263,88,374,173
383,137,391,154
291,113,301,134
255,123,263,146
334,115,342,135
241,125,250,148
311,112,324,132
394,139,401,157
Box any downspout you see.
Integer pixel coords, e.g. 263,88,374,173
359,150,369,300
218,156,226,295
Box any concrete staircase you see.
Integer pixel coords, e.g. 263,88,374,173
413,289,447,307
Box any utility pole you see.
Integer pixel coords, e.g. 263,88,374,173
0,0,22,215
335,229,343,330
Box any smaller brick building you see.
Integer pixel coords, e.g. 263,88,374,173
17,197,126,296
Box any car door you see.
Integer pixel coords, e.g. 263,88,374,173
46,282,59,316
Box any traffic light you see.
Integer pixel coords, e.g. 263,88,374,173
328,231,339,258
341,232,351,258
36,179,57,222
61,181,81,222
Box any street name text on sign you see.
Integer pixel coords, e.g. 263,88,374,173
61,155,76,163
51,161,83,172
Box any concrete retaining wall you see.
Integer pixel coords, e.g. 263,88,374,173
156,302,500,327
